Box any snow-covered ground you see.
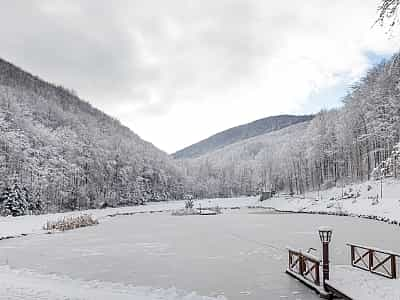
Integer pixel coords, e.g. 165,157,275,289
263,178,400,223
0,265,225,300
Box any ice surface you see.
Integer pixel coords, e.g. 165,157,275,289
1,180,400,299
0,197,258,239
1,210,400,299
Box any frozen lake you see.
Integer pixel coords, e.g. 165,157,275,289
1,208,400,299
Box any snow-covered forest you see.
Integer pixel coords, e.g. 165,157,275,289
179,53,400,198
2,50,400,215
0,58,185,215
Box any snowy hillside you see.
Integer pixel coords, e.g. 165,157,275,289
0,57,185,214
173,115,312,159
180,53,400,201
180,121,310,198
265,178,400,223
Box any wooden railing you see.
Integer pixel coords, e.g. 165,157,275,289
287,247,321,286
347,243,400,279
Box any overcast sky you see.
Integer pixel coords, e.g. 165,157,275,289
0,1,398,153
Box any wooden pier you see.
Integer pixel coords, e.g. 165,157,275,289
286,247,330,298
286,240,400,299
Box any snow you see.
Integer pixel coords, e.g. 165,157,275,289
3,177,400,241
2,178,400,246
286,246,321,263
318,226,332,232
0,265,225,300
1,180,400,299
0,197,257,239
327,265,400,300
1,210,337,300
262,178,400,224
346,243,400,257
0,204,399,299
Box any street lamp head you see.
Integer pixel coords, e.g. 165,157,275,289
318,226,333,243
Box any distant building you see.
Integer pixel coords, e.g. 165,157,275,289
259,190,275,201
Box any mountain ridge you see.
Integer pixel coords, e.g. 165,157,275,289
172,114,313,159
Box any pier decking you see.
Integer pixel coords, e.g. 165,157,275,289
326,265,400,300
286,241,400,299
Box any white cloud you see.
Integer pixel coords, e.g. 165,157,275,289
0,0,398,153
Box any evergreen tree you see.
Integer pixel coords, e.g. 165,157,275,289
1,183,28,216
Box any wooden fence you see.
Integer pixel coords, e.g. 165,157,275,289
347,243,400,279
287,247,321,286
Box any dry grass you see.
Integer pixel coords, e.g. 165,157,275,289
44,214,99,232
171,208,199,216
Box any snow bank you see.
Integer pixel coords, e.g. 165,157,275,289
261,179,400,225
0,265,225,300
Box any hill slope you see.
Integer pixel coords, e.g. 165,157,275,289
181,121,311,198
0,58,184,214
181,53,400,199
172,114,313,159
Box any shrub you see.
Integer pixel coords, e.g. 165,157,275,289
43,214,98,232
185,199,194,209
171,208,199,216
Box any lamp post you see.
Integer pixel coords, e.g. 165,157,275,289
319,227,333,286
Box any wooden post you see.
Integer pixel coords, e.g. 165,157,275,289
299,255,304,275
350,245,355,266
391,255,397,279
369,250,373,272
315,260,320,286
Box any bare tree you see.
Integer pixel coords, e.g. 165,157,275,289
377,0,400,27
